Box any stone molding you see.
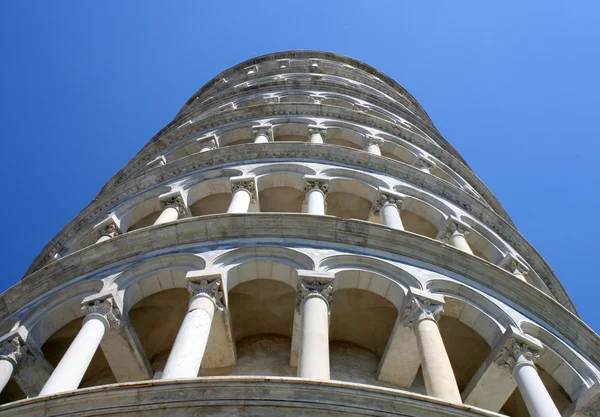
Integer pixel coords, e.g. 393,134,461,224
0,376,506,417
9,215,592,368
28,145,544,304
401,288,445,329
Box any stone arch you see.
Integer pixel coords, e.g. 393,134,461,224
186,178,233,217
458,217,507,264
319,254,421,302
116,186,172,232
248,162,316,178
256,171,306,213
326,177,378,220
318,167,389,191
393,184,457,227
273,122,309,142
218,125,254,146
22,279,104,347
400,196,448,239
212,246,315,293
323,126,363,149
380,140,418,165
106,254,206,312
520,321,592,401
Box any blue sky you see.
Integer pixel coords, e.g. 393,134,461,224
0,2,598,333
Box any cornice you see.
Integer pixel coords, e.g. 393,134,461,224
0,377,504,416
22,143,570,312
5,214,597,368
96,104,511,226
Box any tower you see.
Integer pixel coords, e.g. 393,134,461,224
0,50,598,416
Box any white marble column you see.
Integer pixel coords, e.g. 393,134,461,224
414,157,434,173
154,196,185,226
304,178,329,215
374,191,404,230
364,135,383,156
297,277,333,380
503,258,529,282
162,279,223,379
228,178,256,213
40,298,120,396
403,290,462,404
253,125,272,143
307,125,326,144
96,222,120,243
0,337,25,394
497,338,561,417
439,221,473,255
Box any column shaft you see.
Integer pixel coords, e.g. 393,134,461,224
153,206,180,226
162,296,215,379
449,232,473,255
96,234,111,243
415,318,462,404
306,189,326,215
254,132,269,143
227,189,251,213
381,203,403,230
309,131,324,144
298,295,330,380
366,143,382,155
513,359,561,417
40,316,106,396
0,359,14,394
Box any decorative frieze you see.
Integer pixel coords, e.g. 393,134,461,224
188,279,224,311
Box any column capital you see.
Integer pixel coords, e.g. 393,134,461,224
0,334,31,367
401,288,445,329
304,176,329,195
414,157,435,172
437,219,471,243
364,134,384,149
93,216,121,239
230,176,258,202
296,271,335,312
159,192,187,218
374,189,404,215
307,124,327,136
146,155,166,168
252,124,273,141
186,270,225,311
81,293,123,330
500,255,529,277
494,327,544,374
196,134,218,148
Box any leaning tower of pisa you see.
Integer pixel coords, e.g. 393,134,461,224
0,51,598,417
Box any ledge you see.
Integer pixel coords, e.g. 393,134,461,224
8,214,598,369
0,376,503,416
24,143,570,312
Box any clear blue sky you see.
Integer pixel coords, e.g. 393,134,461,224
1,2,598,333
